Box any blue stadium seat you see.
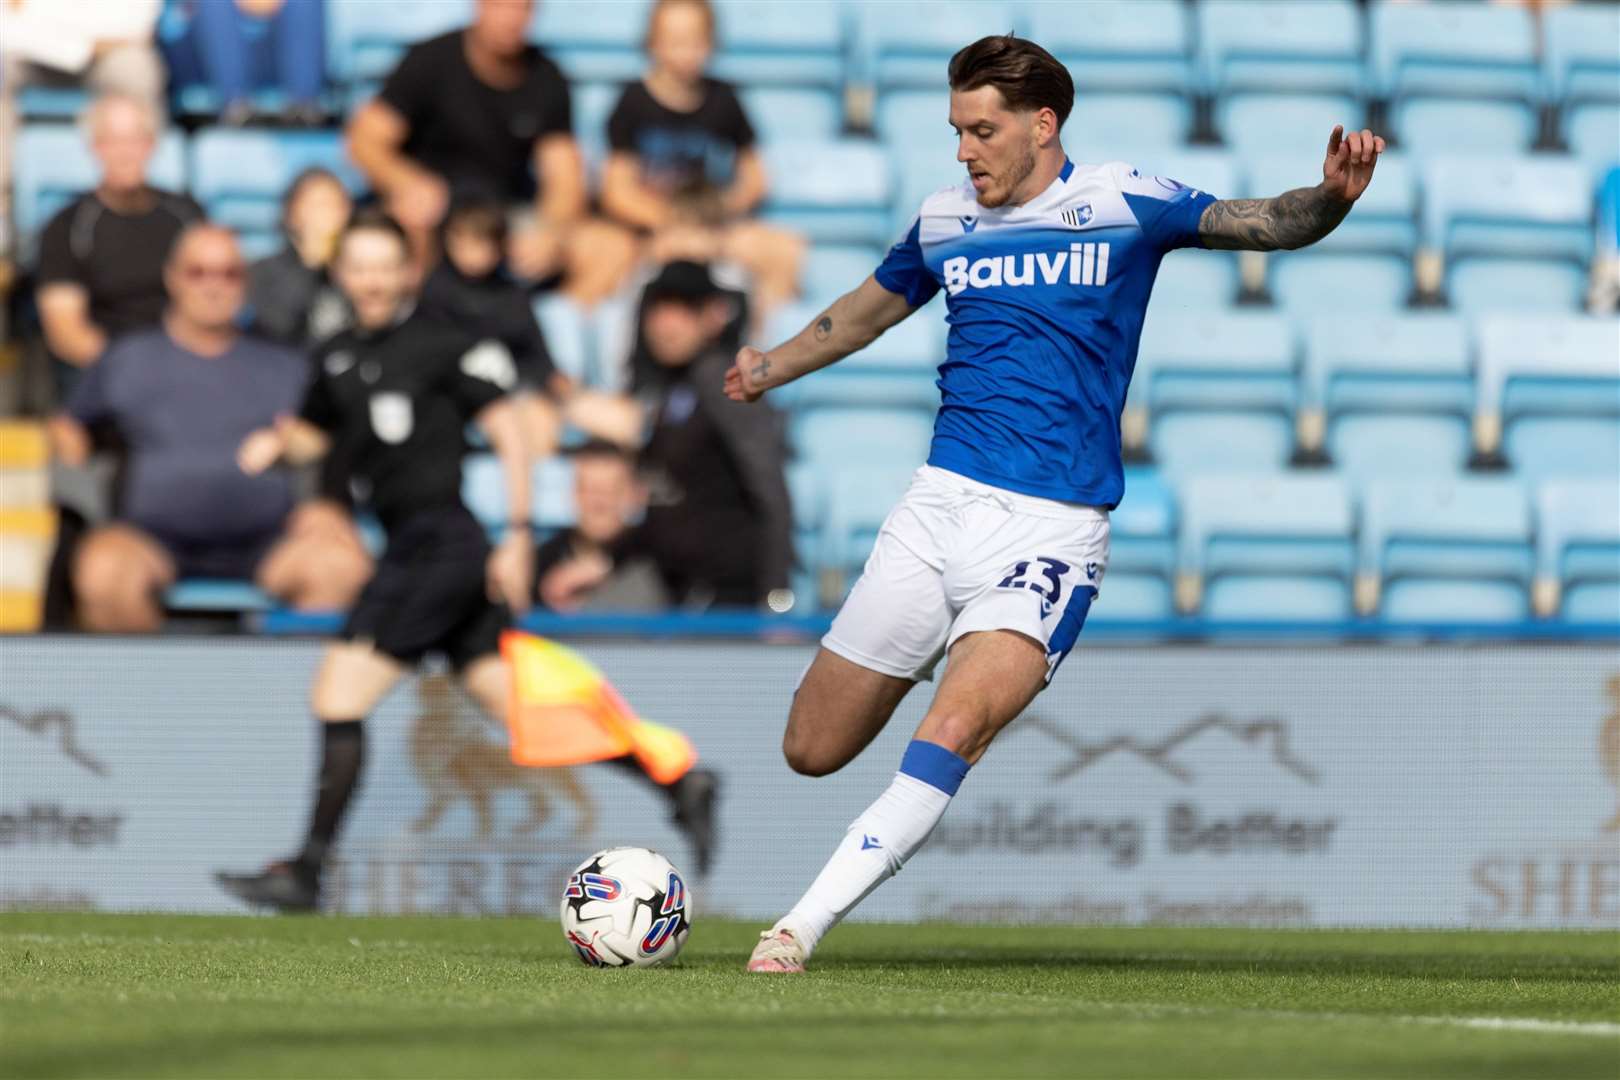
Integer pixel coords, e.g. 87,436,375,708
1446,258,1586,316
1505,418,1620,486
1068,93,1192,148
1543,4,1620,110
15,87,91,121
1534,480,1620,622
1565,103,1620,178
740,87,845,144
1146,253,1239,315
857,1,1017,90
1132,310,1296,418
533,0,651,83
768,299,938,413
875,89,963,233
1327,414,1471,483
791,407,934,470
1392,98,1538,157
13,125,187,260
800,245,881,307
589,296,639,392
1245,152,1416,256
1299,315,1471,457
533,296,592,384
818,462,920,590
1474,318,1620,455
1268,252,1412,318
760,140,892,246
327,0,471,88
463,453,576,533
165,580,272,613
1216,93,1364,159
1421,156,1592,263
785,461,825,606
710,0,845,88
1101,467,1177,620
1196,0,1363,96
1106,147,1242,201
1151,413,1295,475
189,130,361,258
1369,2,1538,101
1176,473,1353,619
1027,0,1191,94
572,81,622,171
1358,477,1533,622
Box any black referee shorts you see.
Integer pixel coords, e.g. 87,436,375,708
342,505,508,670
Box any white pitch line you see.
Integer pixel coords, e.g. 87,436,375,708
1097,1001,1620,1040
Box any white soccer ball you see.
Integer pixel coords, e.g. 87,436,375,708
560,847,692,968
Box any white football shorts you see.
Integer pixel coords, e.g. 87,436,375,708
823,465,1110,684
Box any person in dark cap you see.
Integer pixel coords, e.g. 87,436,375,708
634,260,794,610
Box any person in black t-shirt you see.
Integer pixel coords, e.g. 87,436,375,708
420,197,642,456
635,261,794,610
602,0,804,315
345,0,634,301
248,167,354,349
215,211,715,912
34,94,202,397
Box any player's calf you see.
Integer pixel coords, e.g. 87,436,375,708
781,647,913,777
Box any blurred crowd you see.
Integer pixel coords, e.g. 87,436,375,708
7,0,798,632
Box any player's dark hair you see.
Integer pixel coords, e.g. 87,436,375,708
948,34,1074,128
340,206,410,258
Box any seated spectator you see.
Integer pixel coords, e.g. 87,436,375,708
46,223,371,632
535,441,667,613
345,0,634,300
633,261,792,609
0,0,166,256
34,93,202,401
602,0,804,315
420,197,643,454
249,167,353,348
161,0,326,127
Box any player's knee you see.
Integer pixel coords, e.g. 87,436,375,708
917,708,990,764
781,726,841,777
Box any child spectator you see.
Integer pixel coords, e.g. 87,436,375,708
602,0,804,315
249,167,353,348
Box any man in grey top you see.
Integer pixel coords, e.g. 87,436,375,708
47,223,372,632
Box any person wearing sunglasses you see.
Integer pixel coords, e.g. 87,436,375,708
45,222,372,633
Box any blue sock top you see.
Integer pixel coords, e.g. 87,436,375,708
899,739,971,796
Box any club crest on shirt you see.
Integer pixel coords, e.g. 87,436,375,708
324,349,355,377
1060,204,1093,228
369,392,414,444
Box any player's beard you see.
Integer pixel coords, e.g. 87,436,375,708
977,140,1039,209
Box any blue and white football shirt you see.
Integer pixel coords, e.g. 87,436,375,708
873,158,1216,508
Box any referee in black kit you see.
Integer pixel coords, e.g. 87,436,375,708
217,210,716,911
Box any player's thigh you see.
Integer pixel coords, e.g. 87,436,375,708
913,629,1049,766
310,640,407,720
783,647,915,777
73,524,175,596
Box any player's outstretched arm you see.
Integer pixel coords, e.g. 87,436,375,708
724,275,917,403
1198,125,1385,252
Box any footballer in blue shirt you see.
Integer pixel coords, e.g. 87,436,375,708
728,34,1385,972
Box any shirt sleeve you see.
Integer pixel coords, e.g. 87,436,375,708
720,82,756,150
35,205,84,287
606,85,637,153
1115,164,1219,252
377,39,437,123
535,56,573,138
298,361,339,433
64,339,117,425
872,215,940,308
445,336,518,419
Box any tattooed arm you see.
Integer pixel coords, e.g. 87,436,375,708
1198,125,1386,252
724,275,916,403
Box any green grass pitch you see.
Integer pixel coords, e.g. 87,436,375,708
2,913,1616,1078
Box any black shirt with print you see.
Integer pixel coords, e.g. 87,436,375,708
606,78,756,195
302,310,513,531
379,31,573,204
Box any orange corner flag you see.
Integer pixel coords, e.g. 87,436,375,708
499,631,696,785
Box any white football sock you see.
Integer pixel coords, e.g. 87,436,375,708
775,741,970,957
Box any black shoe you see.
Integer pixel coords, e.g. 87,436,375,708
215,860,319,913
670,768,719,878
